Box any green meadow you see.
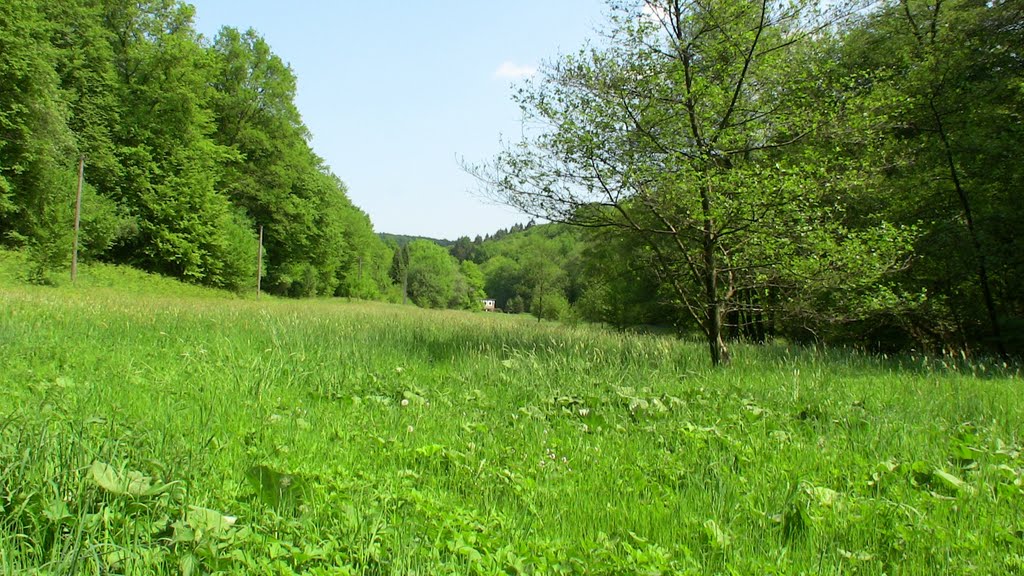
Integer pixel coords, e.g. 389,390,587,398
1,255,1021,575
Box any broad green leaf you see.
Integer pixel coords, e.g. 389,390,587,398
703,519,731,548
179,553,198,576
104,550,133,569
123,470,152,496
934,469,974,494
90,461,125,495
186,505,237,534
806,485,841,507
43,499,71,524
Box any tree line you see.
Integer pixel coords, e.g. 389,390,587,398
2,0,1021,365
0,0,392,297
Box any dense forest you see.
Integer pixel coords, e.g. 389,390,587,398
0,0,392,298
2,0,1021,363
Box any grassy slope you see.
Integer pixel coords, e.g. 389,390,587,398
1,252,1022,574
0,249,242,300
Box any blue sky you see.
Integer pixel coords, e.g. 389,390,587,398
188,1,609,240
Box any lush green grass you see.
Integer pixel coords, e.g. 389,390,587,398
0,249,244,300
1,256,1021,574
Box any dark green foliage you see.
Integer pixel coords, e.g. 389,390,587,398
42,0,122,209
382,240,486,310
25,171,76,284
449,235,482,263
475,222,675,326
573,227,677,329
96,0,247,285
837,0,1024,356
474,221,668,325
212,208,259,292
480,254,522,310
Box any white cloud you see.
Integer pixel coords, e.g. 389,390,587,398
494,61,537,80
641,2,669,24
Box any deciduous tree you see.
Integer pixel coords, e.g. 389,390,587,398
473,0,910,365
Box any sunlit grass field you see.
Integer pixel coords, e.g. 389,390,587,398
1,253,1021,574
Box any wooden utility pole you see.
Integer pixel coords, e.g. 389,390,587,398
71,156,85,283
256,225,263,298
401,245,409,305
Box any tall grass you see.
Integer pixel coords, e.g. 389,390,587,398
1,255,1021,574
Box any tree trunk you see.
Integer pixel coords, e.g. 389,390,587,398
930,99,1007,361
705,301,730,367
701,181,730,367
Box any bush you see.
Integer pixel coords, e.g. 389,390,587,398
207,209,258,292
531,290,570,321
77,184,133,262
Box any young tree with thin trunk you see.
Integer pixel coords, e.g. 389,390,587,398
471,0,910,365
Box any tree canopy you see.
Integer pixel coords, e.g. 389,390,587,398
0,0,390,294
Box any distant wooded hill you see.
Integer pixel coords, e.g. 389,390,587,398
378,233,454,249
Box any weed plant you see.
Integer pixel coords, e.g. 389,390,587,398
0,254,1021,574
